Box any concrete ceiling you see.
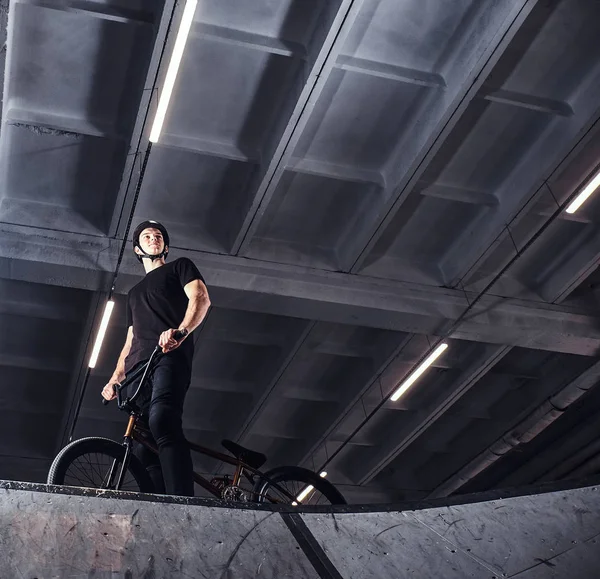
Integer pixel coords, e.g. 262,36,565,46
1,0,600,503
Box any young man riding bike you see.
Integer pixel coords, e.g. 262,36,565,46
101,220,211,496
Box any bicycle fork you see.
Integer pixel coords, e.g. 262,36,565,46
106,414,137,491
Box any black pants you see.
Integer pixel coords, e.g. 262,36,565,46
129,360,194,496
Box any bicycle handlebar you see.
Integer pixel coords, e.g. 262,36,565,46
101,329,188,406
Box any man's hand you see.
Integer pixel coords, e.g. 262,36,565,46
101,380,120,401
159,328,187,353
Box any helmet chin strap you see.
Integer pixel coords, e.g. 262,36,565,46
135,244,168,262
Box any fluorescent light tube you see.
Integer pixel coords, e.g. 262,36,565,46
149,0,198,143
390,343,448,402
319,471,327,478
566,169,600,214
89,300,115,369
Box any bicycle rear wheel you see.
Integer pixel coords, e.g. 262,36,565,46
48,437,154,493
253,466,346,505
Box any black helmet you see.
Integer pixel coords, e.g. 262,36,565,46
132,220,170,262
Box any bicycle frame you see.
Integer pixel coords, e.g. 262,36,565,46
121,415,266,499
108,350,296,503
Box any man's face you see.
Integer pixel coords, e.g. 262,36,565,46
136,227,165,256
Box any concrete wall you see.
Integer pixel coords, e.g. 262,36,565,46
0,480,598,578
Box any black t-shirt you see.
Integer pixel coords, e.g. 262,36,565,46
125,258,204,374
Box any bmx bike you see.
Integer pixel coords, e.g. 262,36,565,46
48,335,346,506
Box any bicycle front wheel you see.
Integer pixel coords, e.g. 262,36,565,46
48,437,154,493
253,466,346,505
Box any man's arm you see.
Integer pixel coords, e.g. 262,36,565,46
101,326,134,400
159,279,211,353
179,279,211,334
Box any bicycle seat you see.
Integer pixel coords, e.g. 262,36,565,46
221,439,267,469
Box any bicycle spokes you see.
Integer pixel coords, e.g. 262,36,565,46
262,480,327,505
62,453,139,491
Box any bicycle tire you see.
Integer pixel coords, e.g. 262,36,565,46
253,465,346,505
48,437,154,493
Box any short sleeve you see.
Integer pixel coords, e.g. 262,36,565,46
126,295,133,328
174,257,205,288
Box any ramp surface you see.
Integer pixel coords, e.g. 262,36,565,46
0,480,598,578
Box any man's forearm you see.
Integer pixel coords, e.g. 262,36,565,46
111,344,130,382
179,294,210,335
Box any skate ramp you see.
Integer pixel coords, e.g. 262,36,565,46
0,479,598,578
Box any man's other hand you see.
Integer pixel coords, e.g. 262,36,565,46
159,328,185,353
101,382,118,401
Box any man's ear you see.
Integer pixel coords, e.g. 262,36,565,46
134,245,143,256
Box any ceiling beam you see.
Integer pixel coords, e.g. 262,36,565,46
189,378,257,395
309,341,378,359
2,224,600,355
332,59,572,120
234,320,315,444
342,0,539,273
297,333,414,471
3,0,176,241
479,88,572,117
5,108,123,140
156,135,257,163
14,0,156,25
0,297,83,322
334,55,445,89
419,183,499,207
439,66,600,287
497,413,600,488
287,157,385,187
536,207,593,225
198,326,285,348
530,127,600,303
231,0,366,254
0,353,72,374
566,452,600,479
536,226,600,303
192,22,306,60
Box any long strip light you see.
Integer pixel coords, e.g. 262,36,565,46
565,168,600,214
88,300,115,369
295,471,328,504
149,0,198,143
390,343,448,402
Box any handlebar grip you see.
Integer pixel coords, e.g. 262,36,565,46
101,384,118,406
173,328,188,341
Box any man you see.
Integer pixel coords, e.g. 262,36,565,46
101,220,211,496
